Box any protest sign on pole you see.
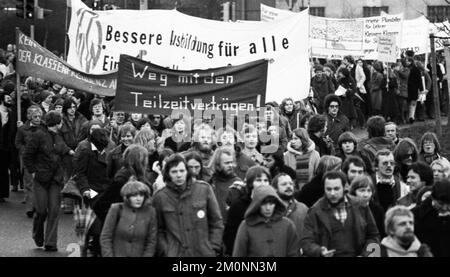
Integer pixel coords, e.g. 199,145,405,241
260,3,293,22
377,35,397,63
115,54,268,116
67,0,310,102
16,29,116,97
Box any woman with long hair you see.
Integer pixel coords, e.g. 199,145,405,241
393,138,419,183
93,144,150,223
185,151,210,183
418,132,447,165
349,175,386,237
294,155,342,207
284,128,320,190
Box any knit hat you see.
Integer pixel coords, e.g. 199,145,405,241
432,179,450,203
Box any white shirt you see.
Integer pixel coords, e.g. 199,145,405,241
0,106,8,127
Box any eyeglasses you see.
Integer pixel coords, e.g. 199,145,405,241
329,105,339,108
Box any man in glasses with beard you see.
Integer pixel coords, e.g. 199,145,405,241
380,206,432,257
272,173,308,241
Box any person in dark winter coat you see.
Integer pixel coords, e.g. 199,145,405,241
370,61,385,115
397,162,434,209
337,131,373,175
349,174,386,238
263,147,297,182
295,155,342,208
358,116,395,166
106,124,136,179
310,65,335,114
393,138,419,183
336,67,357,125
60,98,87,180
272,173,308,239
413,179,450,257
210,148,243,223
0,92,15,201
380,205,432,257
94,145,151,222
223,166,271,256
300,171,380,257
232,185,300,257
73,128,114,197
323,94,350,153
153,154,224,257
280,98,307,131
100,181,157,257
23,111,74,251
308,114,334,156
406,57,424,123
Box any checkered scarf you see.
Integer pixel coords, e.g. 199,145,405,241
332,197,348,225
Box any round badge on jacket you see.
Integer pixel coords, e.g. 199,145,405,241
197,210,205,219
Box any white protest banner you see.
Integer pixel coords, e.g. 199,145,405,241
260,3,294,22
67,0,310,102
400,16,430,55
260,5,403,60
431,21,450,51
310,16,365,60
365,12,403,59
377,35,397,63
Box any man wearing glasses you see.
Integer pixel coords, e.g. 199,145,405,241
323,94,350,155
372,149,409,212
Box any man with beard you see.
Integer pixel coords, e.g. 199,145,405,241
372,149,408,212
215,126,255,180
149,114,165,136
272,173,308,238
380,205,432,257
301,171,379,257
310,65,335,114
413,179,450,257
183,123,215,168
210,148,242,223
0,92,14,202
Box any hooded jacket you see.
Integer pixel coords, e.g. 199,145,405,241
232,185,300,257
380,236,432,257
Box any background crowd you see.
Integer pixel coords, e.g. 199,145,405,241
1,44,450,257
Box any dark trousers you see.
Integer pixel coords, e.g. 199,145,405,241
0,149,10,198
33,180,61,247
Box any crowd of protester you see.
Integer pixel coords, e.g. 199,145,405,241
1,45,450,257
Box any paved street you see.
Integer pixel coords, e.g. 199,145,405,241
0,190,78,257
